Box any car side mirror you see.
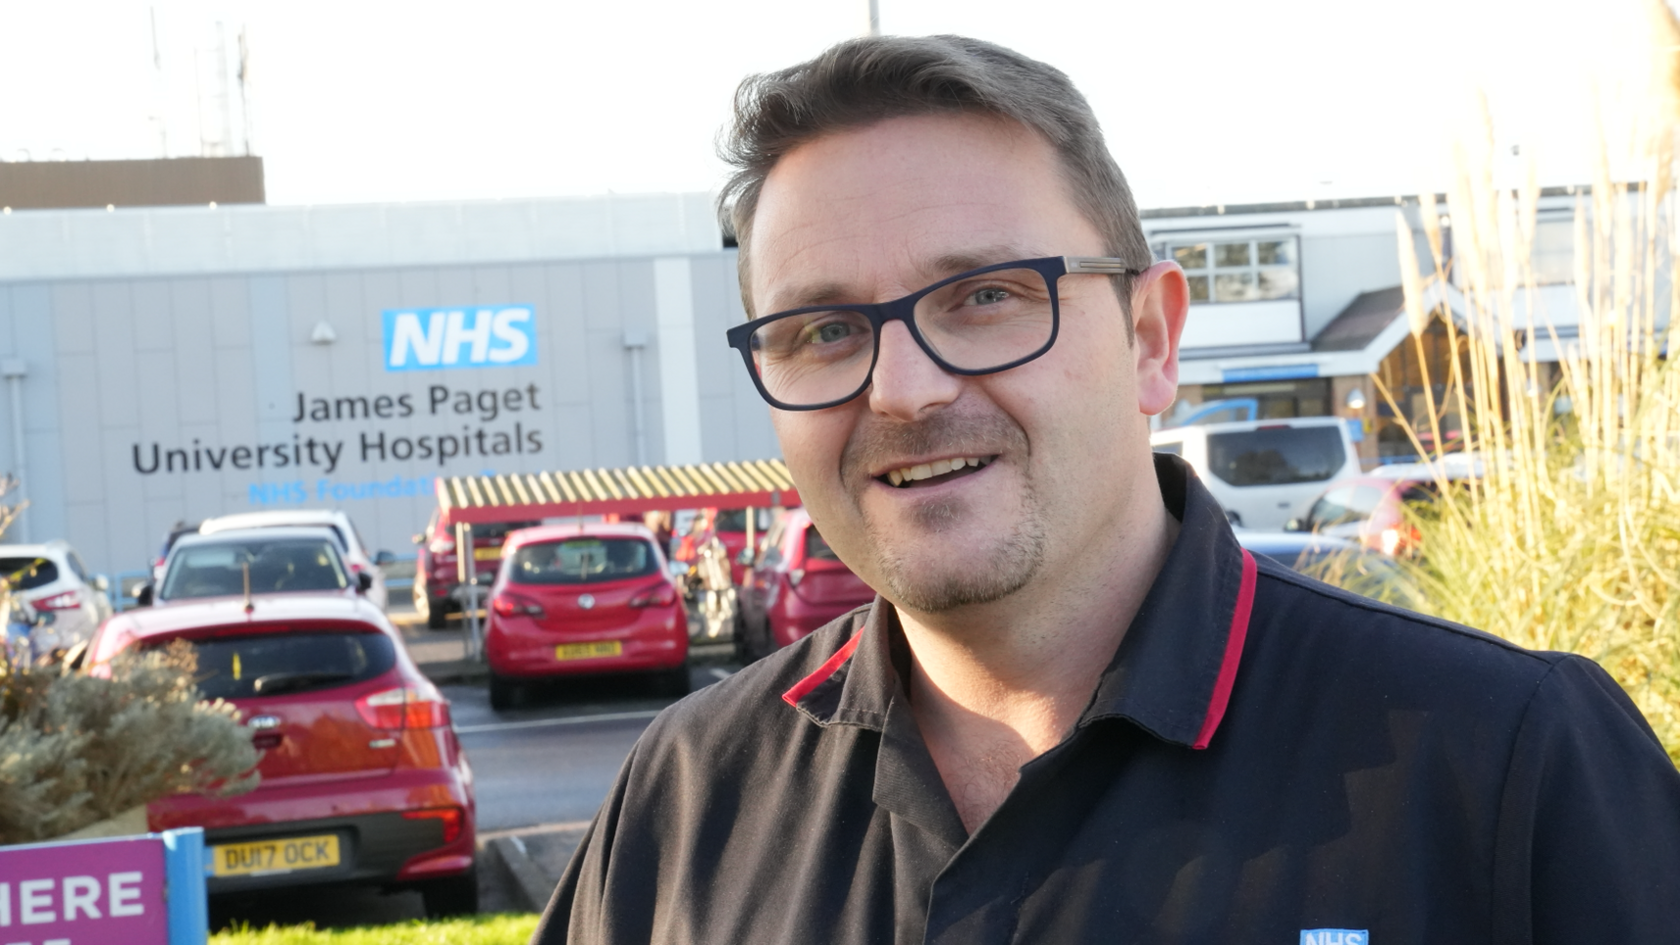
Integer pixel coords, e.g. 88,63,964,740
1283,518,1304,533
92,574,110,593
135,583,154,607
374,550,397,566
356,571,374,593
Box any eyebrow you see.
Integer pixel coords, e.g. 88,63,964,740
765,244,1046,314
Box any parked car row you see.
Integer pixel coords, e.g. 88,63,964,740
72,507,479,917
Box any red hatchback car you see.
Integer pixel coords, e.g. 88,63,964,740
484,523,688,711
738,508,876,660
89,595,478,916
412,513,540,629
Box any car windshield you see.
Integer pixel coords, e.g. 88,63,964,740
509,538,658,585
1208,426,1346,486
0,557,57,590
1307,485,1388,529
161,538,349,600
159,630,396,700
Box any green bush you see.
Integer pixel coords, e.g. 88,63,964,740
0,640,259,843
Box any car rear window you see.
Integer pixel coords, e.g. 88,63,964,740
1208,426,1347,486
161,630,396,699
509,538,658,585
804,527,841,562
713,509,772,533
0,557,57,590
162,539,348,600
468,521,541,544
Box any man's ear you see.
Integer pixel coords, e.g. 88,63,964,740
1130,261,1189,416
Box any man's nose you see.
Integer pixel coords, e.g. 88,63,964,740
866,320,961,421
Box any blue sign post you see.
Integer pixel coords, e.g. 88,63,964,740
0,827,207,945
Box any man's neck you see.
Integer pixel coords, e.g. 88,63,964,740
897,486,1179,833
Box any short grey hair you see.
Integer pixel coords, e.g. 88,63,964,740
717,34,1152,336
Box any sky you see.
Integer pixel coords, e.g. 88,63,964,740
0,0,1661,210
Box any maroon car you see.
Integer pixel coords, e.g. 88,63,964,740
89,595,478,916
412,511,539,629
737,508,875,661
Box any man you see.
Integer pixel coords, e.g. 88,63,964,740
534,36,1680,943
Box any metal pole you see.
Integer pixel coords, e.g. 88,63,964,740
2,361,28,542
868,0,880,35
454,521,481,660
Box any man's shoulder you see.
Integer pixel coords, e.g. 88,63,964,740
1246,552,1571,704
639,607,870,751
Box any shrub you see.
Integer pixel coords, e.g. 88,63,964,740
0,640,259,843
1362,0,1680,762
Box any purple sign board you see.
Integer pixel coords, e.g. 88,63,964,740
0,828,205,945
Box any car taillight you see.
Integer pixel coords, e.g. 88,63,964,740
355,686,451,730
34,590,81,610
1380,528,1403,557
402,806,464,844
628,581,677,608
492,593,544,617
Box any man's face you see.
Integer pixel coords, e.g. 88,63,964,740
748,113,1174,614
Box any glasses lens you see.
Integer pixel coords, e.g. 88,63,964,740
912,268,1055,371
749,309,876,407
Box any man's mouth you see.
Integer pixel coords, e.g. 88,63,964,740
877,455,997,488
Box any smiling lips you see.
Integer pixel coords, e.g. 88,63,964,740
881,456,996,488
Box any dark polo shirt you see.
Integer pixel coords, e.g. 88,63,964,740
534,456,1680,944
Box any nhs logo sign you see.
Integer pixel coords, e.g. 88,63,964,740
382,306,538,372
1300,931,1367,945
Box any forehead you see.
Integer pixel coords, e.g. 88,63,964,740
746,113,1100,311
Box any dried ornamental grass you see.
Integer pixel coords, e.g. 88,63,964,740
0,640,259,844
1368,0,1680,763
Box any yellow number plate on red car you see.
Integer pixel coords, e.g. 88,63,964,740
212,834,340,877
556,641,622,661
473,547,501,561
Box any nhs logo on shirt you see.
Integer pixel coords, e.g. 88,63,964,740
1301,931,1367,945
383,306,538,372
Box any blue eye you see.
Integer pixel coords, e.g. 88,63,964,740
810,322,854,344
971,287,1011,305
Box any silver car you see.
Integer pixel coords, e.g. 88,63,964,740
0,540,114,653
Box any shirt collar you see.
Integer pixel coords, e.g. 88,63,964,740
783,454,1256,751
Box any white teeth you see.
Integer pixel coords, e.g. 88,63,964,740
883,456,994,486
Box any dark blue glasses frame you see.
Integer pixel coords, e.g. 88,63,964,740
725,256,1144,411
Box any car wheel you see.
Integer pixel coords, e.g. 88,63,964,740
658,662,690,697
488,674,520,712
419,864,479,917
732,611,754,664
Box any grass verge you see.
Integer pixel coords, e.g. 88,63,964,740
211,914,540,945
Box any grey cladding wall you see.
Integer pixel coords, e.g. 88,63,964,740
0,250,774,574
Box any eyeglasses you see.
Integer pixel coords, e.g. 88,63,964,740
726,256,1146,411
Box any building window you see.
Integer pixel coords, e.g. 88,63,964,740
1532,215,1574,285
1154,235,1301,304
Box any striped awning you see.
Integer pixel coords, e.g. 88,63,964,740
434,459,801,525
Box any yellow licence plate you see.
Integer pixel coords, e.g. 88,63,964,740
212,834,341,877
473,547,501,561
556,641,622,661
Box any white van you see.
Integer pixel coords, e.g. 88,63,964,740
1151,417,1362,529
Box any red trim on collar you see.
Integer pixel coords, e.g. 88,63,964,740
782,631,864,707
1192,548,1256,750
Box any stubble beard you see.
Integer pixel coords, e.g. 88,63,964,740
840,409,1048,614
